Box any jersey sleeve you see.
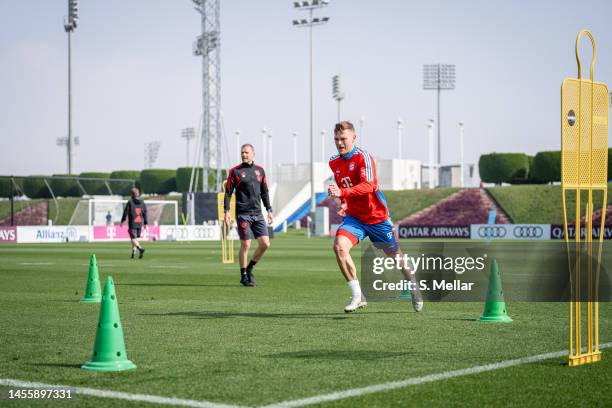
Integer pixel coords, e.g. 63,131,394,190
260,169,272,212
121,201,130,223
224,168,236,212
342,153,376,197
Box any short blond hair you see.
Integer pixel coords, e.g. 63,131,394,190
334,121,355,135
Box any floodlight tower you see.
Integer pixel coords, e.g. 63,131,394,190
332,74,344,122
181,127,196,166
63,0,78,174
192,0,222,192
293,0,330,231
423,63,455,164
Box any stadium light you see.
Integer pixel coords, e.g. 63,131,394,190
397,118,403,160
423,63,456,165
144,141,161,169
56,136,80,147
459,121,465,188
181,127,196,166
332,74,344,122
63,0,79,174
293,0,330,234
428,119,434,189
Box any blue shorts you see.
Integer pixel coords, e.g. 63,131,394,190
336,216,399,252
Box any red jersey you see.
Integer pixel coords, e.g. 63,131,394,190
329,146,390,224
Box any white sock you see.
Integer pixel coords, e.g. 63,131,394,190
348,279,361,301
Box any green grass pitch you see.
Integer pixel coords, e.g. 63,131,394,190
0,233,611,407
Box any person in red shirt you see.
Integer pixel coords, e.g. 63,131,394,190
328,121,423,313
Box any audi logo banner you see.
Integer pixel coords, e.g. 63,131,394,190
470,224,550,240
159,225,230,241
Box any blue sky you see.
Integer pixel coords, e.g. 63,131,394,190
1,0,611,176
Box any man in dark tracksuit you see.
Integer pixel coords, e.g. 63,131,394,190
224,143,273,287
120,187,148,259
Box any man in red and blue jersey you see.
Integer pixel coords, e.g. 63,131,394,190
328,121,423,313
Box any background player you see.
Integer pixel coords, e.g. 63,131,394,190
328,121,423,313
120,187,148,259
224,144,274,287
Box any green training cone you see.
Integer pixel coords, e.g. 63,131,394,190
479,259,512,322
82,276,136,372
80,254,102,303
399,289,412,299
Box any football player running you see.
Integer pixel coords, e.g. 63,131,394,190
328,121,423,313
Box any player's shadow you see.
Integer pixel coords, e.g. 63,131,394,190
264,350,411,360
141,310,404,320
116,282,235,287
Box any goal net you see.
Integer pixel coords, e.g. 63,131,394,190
69,197,178,241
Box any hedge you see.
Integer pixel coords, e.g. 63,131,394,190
176,167,228,192
79,172,111,195
23,176,53,199
50,174,82,197
140,169,177,194
0,177,24,198
109,170,140,196
479,153,530,185
532,151,561,183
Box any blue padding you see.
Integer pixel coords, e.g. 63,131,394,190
274,192,327,232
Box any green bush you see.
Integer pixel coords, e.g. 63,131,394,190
479,153,530,185
109,170,140,196
176,167,228,192
531,151,561,183
23,176,52,199
140,169,177,194
50,174,81,197
79,172,111,195
0,177,24,198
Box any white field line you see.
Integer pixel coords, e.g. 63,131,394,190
0,379,245,408
260,342,612,408
2,343,610,408
18,262,55,265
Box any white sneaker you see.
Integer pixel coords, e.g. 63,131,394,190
344,298,368,313
411,288,423,312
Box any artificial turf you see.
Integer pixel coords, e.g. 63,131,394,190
0,233,610,407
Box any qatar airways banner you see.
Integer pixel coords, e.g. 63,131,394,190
92,226,160,241
0,227,17,243
17,226,89,243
